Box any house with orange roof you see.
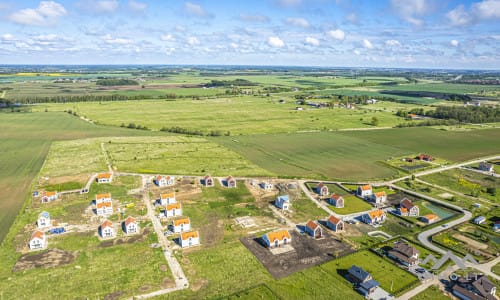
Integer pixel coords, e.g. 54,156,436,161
361,209,386,225
262,229,292,248
225,176,237,188
180,231,200,248
99,220,115,238
96,193,112,204
96,201,113,216
96,172,113,183
159,192,176,206
421,214,439,224
315,182,329,196
326,215,344,232
154,175,175,187
123,216,139,234
328,194,344,208
41,191,58,203
164,202,182,218
371,191,387,205
305,220,323,238
201,175,214,187
37,211,51,228
29,230,47,250
398,198,419,217
170,217,191,233
357,185,373,198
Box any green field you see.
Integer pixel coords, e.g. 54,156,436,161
409,285,451,300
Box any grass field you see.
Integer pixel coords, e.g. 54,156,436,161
409,285,451,300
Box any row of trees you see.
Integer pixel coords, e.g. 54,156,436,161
96,79,139,86
396,106,499,123
159,126,231,136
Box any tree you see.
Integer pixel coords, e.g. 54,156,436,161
371,116,379,126
486,187,496,196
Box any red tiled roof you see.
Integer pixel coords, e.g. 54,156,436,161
328,215,341,225
181,231,199,240
306,220,319,230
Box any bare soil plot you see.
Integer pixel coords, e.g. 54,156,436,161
13,248,77,272
452,233,488,250
241,231,354,279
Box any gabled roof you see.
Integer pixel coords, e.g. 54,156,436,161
328,215,342,225
173,218,190,226
330,194,343,200
167,203,181,210
474,216,486,222
360,279,379,290
392,241,419,257
306,220,320,231
374,191,386,197
97,173,112,179
181,231,199,240
39,211,50,219
161,192,175,199
264,230,291,243
472,275,496,297
226,175,235,181
44,191,57,197
317,182,325,188
360,185,372,191
101,219,113,229
277,195,290,202
348,265,371,282
400,198,415,209
368,209,385,219
204,175,212,179
423,214,438,220
156,175,164,180
96,202,112,208
96,193,111,199
125,216,136,226
31,230,45,240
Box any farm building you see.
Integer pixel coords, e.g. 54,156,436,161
29,230,47,250
96,172,113,183
41,191,58,203
170,217,191,233
164,203,182,218
259,181,273,191
371,191,387,204
388,241,419,267
275,195,290,211
37,211,51,228
99,220,115,238
154,175,175,187
420,214,439,224
159,192,176,206
201,175,214,187
123,216,139,234
326,215,344,232
416,154,433,162
357,185,372,198
473,216,486,225
180,231,200,248
225,176,237,188
361,209,386,225
315,182,329,196
398,198,419,217
328,194,344,208
304,220,323,239
262,230,292,248
478,162,494,172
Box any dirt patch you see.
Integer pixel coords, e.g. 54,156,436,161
161,277,176,288
139,285,151,292
199,214,224,247
191,279,208,292
452,233,488,250
241,231,354,279
13,248,78,272
104,291,125,300
160,264,168,272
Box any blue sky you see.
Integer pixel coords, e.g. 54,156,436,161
0,0,499,68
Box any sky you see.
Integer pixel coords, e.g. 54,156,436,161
0,0,499,69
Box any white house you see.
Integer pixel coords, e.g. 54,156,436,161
326,215,344,232
180,231,200,248
37,211,51,228
361,210,386,225
41,191,58,203
304,220,323,239
202,175,214,187
99,220,115,238
262,230,292,248
357,185,372,198
371,191,387,204
474,216,486,225
29,230,47,250
165,203,182,218
315,182,329,196
398,198,419,217
225,176,237,188
159,192,176,206
328,194,344,208
96,172,113,183
155,175,175,187
95,193,113,216
260,182,273,191
275,195,290,211
123,216,139,234
171,217,191,233
478,162,494,173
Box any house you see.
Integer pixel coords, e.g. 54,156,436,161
304,220,322,239
361,209,386,225
388,241,420,267
275,195,290,211
96,193,112,204
159,192,176,206
123,216,139,234
171,217,191,233
328,194,344,208
366,98,377,104
99,220,115,238
371,191,387,204
357,279,380,298
452,275,496,300
421,214,439,224
357,185,372,198
41,191,58,203
347,265,372,284
154,175,175,187
315,182,329,196
478,162,494,173
225,176,237,188
29,230,47,250
165,203,182,218
95,193,113,215
416,154,434,162
494,221,500,232
259,182,273,191
201,175,214,187
473,216,486,225
96,172,113,183
398,198,419,217
180,231,200,248
37,211,51,228
326,215,344,232
262,230,292,248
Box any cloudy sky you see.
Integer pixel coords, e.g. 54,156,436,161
0,0,499,68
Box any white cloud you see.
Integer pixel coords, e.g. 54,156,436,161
345,13,358,25
230,42,239,49
385,39,401,47
446,0,500,26
102,34,132,45
184,2,212,18
473,0,500,19
1,33,15,41
128,0,147,13
160,34,175,42
391,0,428,26
327,29,345,41
450,39,459,47
9,1,66,26
239,13,269,23
286,17,309,28
363,39,373,49
187,36,200,46
353,49,361,55
305,37,319,46
446,5,474,26
268,36,284,48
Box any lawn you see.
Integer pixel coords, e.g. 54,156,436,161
329,195,372,215
493,263,500,276
289,193,327,223
409,285,451,300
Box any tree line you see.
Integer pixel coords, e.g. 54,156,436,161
396,106,500,123
96,79,139,86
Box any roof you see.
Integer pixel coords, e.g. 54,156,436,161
101,220,113,229
306,220,320,231
96,202,112,208
97,173,112,179
317,182,325,188
423,214,438,220
125,216,136,226
44,191,57,197
479,162,493,168
474,216,486,222
452,284,484,300
328,215,342,225
204,175,212,179
39,211,50,219
31,230,45,240
368,209,385,219
156,175,164,180
96,193,111,199
167,203,181,210
359,279,379,290
181,231,199,240
392,241,419,257
374,191,386,197
165,175,173,180
388,249,418,264
173,218,190,226
330,194,343,200
278,195,290,202
360,185,372,191
264,230,291,243
472,275,496,296
226,175,235,181
400,207,408,213
161,192,175,199
348,265,371,282
400,198,415,209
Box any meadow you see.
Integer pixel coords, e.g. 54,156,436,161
409,285,450,300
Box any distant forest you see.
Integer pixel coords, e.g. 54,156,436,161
397,106,500,123
96,79,139,86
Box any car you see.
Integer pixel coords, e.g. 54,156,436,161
442,224,448,227
416,268,425,273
